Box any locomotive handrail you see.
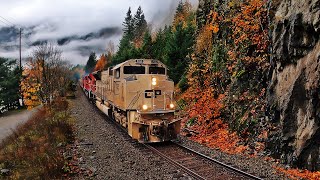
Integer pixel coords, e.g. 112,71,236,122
127,91,142,109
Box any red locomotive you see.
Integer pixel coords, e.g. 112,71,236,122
80,72,98,100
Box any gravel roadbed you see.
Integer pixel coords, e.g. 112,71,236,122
175,136,290,179
70,89,192,179
70,88,290,179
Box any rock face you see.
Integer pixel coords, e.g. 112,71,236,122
267,0,320,170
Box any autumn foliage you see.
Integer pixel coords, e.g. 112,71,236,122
21,44,71,109
21,61,41,109
274,167,320,180
173,1,194,28
0,99,74,178
94,54,107,71
179,0,270,155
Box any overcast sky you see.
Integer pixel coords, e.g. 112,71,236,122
0,0,198,65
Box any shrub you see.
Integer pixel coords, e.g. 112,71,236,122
0,99,74,179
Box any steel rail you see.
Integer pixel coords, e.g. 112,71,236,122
143,143,206,180
172,142,263,180
81,86,263,180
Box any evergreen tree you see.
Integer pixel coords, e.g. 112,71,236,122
0,58,21,112
84,52,97,73
123,7,134,40
176,1,184,16
133,6,147,39
166,22,195,84
140,30,153,58
113,6,148,64
153,26,173,62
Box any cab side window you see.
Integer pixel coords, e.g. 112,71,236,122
115,68,120,79
109,67,113,76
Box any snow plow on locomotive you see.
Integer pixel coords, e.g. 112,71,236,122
81,59,181,143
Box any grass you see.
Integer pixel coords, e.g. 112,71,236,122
0,97,74,179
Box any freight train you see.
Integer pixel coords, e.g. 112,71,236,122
80,59,181,143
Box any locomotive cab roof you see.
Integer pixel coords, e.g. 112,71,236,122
112,59,166,71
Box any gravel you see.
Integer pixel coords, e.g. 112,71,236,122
70,89,192,179
70,88,289,179
175,137,290,180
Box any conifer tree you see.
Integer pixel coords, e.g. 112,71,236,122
152,26,172,62
84,52,97,73
140,30,153,58
133,6,147,40
166,14,195,83
123,7,134,40
114,6,148,64
0,58,22,112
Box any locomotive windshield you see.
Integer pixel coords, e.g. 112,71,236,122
149,67,165,74
124,66,145,74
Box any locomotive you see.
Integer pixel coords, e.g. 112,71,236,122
81,59,181,143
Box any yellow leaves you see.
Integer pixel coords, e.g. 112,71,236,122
31,96,38,100
21,62,41,109
173,1,195,29
195,24,213,55
228,1,235,8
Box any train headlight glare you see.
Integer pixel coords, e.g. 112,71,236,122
142,105,148,110
151,78,157,85
169,103,174,109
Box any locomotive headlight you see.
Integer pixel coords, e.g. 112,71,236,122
142,104,148,110
169,103,175,109
151,77,157,85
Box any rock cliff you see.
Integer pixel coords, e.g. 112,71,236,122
267,0,320,170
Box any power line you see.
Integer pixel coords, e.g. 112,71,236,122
0,18,11,26
22,33,32,47
0,16,15,26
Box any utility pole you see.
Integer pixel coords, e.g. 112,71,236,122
19,28,24,107
19,28,21,70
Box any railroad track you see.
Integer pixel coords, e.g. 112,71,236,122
83,89,263,179
143,141,263,180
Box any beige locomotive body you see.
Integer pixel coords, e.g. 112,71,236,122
94,59,181,142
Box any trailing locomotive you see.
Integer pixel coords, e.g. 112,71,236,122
81,73,97,99
81,59,181,143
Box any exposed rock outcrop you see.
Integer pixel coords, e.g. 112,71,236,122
267,0,320,171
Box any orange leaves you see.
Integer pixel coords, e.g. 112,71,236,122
207,24,220,33
274,166,320,180
181,0,271,157
183,86,225,125
94,54,107,71
188,119,247,155
231,0,269,53
207,11,220,34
